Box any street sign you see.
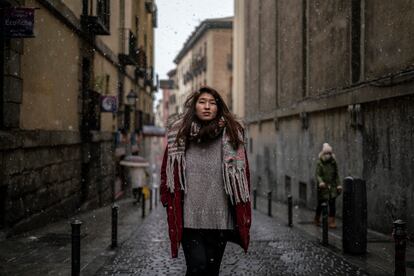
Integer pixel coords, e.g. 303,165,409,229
101,96,118,112
2,7,35,38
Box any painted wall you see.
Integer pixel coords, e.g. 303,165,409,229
20,4,80,131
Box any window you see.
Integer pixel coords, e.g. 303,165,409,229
97,0,110,30
135,16,140,48
129,31,138,59
105,75,110,95
135,16,140,33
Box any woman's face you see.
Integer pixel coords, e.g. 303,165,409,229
322,152,332,161
195,92,218,121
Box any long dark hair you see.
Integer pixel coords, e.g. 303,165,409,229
175,86,244,149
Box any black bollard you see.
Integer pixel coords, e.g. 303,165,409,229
321,202,328,246
267,191,272,217
288,194,293,227
71,219,82,276
111,204,119,249
142,193,146,218
393,219,407,276
150,188,153,211
253,189,257,210
342,177,367,254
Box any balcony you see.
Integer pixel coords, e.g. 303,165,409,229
190,55,207,78
135,67,146,82
119,30,139,66
145,67,154,86
81,15,110,35
81,0,110,35
227,54,232,70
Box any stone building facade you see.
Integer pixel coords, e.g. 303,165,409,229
240,0,414,234
165,69,179,121
173,17,233,114
0,0,157,236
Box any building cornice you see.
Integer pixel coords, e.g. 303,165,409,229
174,17,233,64
246,70,414,124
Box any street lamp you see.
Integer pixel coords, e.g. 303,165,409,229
126,89,138,106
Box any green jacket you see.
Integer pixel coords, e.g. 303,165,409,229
315,157,341,200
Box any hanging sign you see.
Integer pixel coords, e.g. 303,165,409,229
101,96,118,113
2,7,35,38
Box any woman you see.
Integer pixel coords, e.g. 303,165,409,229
160,86,251,276
314,143,342,228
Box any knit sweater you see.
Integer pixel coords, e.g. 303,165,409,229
183,136,235,229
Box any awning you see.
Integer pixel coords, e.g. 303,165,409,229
142,125,166,137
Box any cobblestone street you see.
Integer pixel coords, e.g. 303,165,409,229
96,206,370,276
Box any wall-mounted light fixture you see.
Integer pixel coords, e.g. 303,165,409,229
126,90,138,106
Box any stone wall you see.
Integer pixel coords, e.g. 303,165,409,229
249,95,414,235
0,130,115,235
244,0,414,235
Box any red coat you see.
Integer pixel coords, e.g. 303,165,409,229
160,146,252,258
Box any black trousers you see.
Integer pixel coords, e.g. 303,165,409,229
182,228,230,276
315,198,336,217
132,187,143,203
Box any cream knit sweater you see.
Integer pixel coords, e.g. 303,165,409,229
183,136,235,229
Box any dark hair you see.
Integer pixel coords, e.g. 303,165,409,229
175,86,244,149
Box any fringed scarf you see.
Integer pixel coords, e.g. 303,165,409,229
166,120,250,205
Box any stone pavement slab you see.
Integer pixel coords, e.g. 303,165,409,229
96,205,372,276
255,196,413,275
0,198,148,276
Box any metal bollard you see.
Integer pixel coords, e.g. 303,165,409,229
267,191,272,217
321,202,328,246
393,219,407,276
111,204,119,249
288,194,293,227
150,188,153,211
253,189,257,210
155,187,158,207
71,219,82,276
142,194,146,218
342,177,367,254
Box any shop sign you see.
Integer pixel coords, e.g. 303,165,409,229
2,8,35,38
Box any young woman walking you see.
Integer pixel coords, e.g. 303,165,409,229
314,143,342,228
160,86,251,276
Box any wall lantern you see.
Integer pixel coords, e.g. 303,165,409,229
126,90,138,106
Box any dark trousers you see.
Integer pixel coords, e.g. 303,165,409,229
132,187,143,203
316,198,336,217
182,228,229,276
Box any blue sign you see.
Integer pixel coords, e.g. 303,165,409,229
101,96,118,113
2,8,35,38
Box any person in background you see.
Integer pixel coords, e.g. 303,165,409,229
160,86,252,276
314,143,342,228
132,168,145,204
